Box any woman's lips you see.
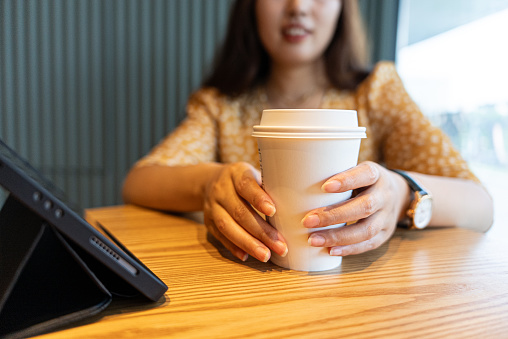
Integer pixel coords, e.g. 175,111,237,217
282,25,310,43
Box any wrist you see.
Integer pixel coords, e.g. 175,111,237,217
199,162,225,197
390,169,433,229
392,170,411,223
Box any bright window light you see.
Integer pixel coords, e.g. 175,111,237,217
396,2,508,236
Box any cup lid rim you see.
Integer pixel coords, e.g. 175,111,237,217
261,108,357,113
252,125,366,132
252,126,367,139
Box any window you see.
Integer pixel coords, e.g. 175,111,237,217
396,0,508,235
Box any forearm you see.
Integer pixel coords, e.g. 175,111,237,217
410,172,494,232
122,163,223,212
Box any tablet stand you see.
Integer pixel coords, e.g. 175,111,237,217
0,196,112,338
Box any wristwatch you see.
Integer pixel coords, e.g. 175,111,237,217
391,169,433,230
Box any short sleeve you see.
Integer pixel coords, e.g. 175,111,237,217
134,88,220,167
363,62,479,182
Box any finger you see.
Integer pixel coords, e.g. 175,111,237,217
321,161,380,193
210,203,273,262
205,215,249,262
233,164,276,217
220,192,288,257
307,212,386,248
302,186,381,228
328,225,394,256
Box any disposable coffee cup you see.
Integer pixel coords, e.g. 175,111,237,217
252,109,366,271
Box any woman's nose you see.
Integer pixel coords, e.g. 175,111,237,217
286,0,311,17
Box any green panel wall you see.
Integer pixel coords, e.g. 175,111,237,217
0,0,233,208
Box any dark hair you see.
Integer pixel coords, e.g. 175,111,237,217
203,0,370,97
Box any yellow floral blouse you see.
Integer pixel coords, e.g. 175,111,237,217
135,62,478,182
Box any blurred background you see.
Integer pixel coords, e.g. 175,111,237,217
396,0,508,236
1,0,507,233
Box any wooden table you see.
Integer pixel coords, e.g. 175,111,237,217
38,205,508,338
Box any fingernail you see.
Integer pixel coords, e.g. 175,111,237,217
308,234,325,246
255,246,271,262
330,247,342,256
241,252,249,261
302,214,320,228
322,180,341,192
276,241,288,257
263,202,276,217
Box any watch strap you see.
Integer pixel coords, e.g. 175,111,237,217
391,169,426,194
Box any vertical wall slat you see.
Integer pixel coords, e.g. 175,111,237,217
139,0,152,157
2,0,15,147
77,0,90,207
190,0,202,91
177,1,189,123
39,1,54,180
166,0,178,133
14,0,27,155
52,0,65,191
151,0,165,147
101,0,116,205
114,0,127,192
126,0,140,167
27,0,41,167
90,0,104,207
64,0,78,200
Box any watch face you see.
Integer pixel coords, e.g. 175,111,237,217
414,195,433,229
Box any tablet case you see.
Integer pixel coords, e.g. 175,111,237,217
0,138,167,302
0,138,168,338
0,195,114,338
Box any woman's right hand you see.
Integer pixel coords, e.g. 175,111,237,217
203,162,288,262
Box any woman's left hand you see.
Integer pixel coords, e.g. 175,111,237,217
302,161,409,256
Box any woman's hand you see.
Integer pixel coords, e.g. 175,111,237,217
302,161,409,256
203,162,288,262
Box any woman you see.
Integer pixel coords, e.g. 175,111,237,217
123,0,493,263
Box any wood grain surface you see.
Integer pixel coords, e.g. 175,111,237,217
37,205,508,338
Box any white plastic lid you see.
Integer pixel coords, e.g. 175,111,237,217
259,109,359,128
252,109,366,139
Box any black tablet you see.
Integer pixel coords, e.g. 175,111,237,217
0,138,168,301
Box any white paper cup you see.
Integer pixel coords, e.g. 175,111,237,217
252,109,366,271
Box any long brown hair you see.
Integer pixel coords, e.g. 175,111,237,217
203,0,370,97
